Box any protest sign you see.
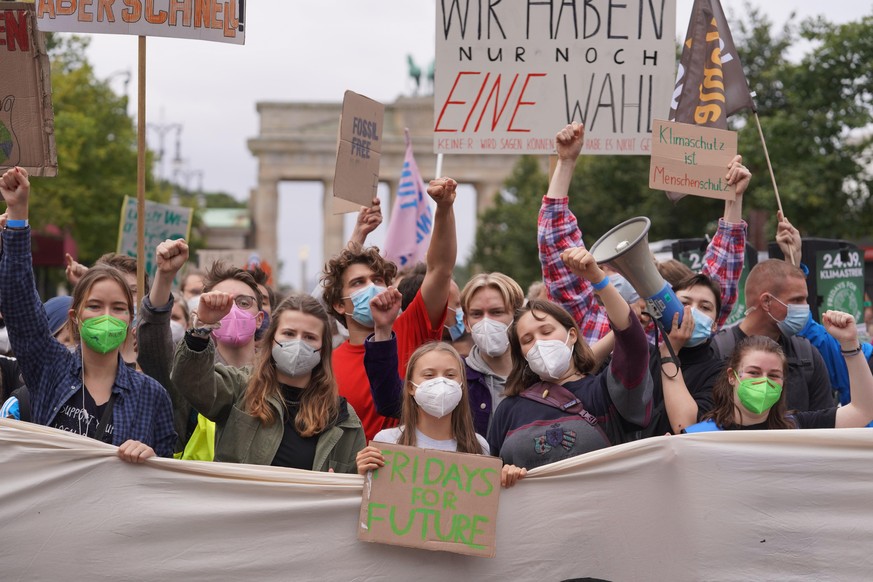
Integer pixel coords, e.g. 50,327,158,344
358,442,501,558
816,249,865,321
434,0,676,155
0,2,57,176
333,91,384,210
649,119,737,200
117,196,193,276
35,0,245,44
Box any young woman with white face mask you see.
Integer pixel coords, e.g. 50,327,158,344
171,294,365,471
365,273,525,439
487,247,653,470
356,342,527,488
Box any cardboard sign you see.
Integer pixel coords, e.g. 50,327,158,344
434,0,676,155
333,91,384,210
35,0,245,45
649,119,737,200
358,442,501,558
117,196,193,276
0,3,57,176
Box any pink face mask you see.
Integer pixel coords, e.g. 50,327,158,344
212,304,257,347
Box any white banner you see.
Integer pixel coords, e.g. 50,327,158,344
2,419,873,581
35,0,245,45
434,0,676,155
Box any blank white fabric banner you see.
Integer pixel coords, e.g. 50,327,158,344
2,418,872,581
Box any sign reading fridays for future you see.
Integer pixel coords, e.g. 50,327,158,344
117,196,193,277
434,0,676,155
35,0,245,44
648,119,737,201
358,443,502,558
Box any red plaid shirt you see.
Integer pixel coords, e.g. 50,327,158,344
538,196,746,345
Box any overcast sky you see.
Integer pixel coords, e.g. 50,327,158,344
80,0,871,288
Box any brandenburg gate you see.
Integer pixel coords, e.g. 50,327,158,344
246,95,522,269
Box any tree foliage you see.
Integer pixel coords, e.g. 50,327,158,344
25,36,156,264
472,7,873,280
471,156,548,289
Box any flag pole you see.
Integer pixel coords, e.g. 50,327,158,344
435,153,444,180
136,35,147,305
751,98,794,266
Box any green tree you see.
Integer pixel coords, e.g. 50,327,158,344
734,8,873,237
472,7,873,273
471,156,548,288
26,36,158,263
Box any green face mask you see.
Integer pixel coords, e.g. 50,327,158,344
735,371,782,415
80,314,128,354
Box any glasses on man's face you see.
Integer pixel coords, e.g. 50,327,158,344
233,295,257,310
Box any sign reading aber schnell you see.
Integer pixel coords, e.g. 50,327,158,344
358,443,502,558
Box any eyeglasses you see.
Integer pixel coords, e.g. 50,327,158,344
233,295,257,310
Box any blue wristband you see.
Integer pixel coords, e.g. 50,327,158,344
591,276,610,291
6,219,28,229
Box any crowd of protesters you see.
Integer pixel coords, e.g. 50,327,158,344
2,122,873,483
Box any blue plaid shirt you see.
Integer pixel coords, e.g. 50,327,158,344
0,228,176,457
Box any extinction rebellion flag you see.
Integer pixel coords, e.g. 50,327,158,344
667,0,754,202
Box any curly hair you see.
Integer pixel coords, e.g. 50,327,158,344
320,243,397,327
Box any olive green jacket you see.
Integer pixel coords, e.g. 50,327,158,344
171,339,364,472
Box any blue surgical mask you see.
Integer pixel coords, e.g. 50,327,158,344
684,307,714,348
342,283,386,327
445,307,465,341
255,311,271,341
768,295,810,337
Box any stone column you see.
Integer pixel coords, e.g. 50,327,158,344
323,179,345,260
252,177,279,269
474,181,502,218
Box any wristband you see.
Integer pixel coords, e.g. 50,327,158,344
660,356,680,368
841,345,862,357
6,219,28,229
591,277,610,291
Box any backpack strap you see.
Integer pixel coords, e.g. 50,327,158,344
519,382,598,426
711,326,740,361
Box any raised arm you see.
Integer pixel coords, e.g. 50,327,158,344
138,238,191,446
346,197,382,249
826,311,873,428
659,306,703,433
538,123,610,344
700,155,750,328
364,286,404,418
0,168,69,403
170,291,247,422
420,177,457,329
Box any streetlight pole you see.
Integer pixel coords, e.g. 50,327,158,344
147,121,182,184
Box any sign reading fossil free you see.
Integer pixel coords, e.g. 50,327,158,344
434,0,676,155
358,442,501,558
0,3,57,176
35,0,245,44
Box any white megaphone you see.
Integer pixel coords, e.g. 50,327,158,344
589,217,684,332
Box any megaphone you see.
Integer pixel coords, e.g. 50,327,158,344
589,217,684,332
